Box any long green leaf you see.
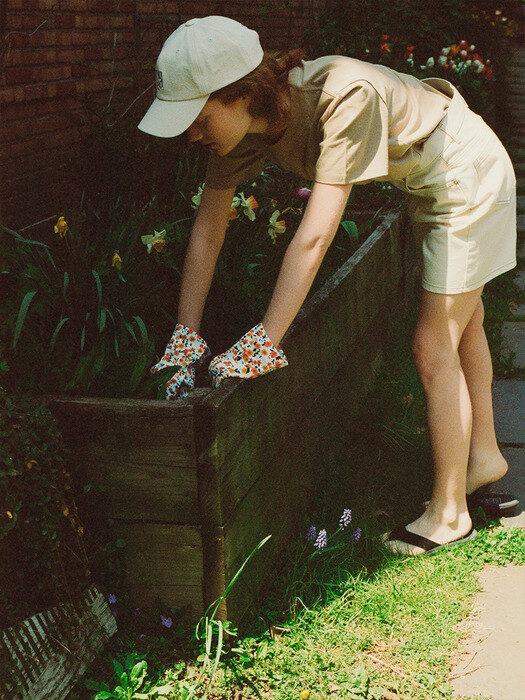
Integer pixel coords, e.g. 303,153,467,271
98,307,106,333
340,220,359,243
49,317,69,352
63,271,69,299
92,269,103,331
104,307,115,326
12,290,37,348
0,223,50,248
43,246,57,272
132,315,148,344
80,312,90,352
114,334,119,358
124,321,137,343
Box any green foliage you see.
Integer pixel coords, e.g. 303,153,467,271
0,384,92,628
84,651,174,699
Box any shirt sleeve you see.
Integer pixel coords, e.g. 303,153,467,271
314,81,390,185
204,136,267,189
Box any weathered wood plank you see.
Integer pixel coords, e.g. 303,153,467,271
109,523,204,610
120,584,204,619
71,458,200,523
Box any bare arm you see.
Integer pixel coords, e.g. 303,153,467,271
177,182,237,333
261,181,353,347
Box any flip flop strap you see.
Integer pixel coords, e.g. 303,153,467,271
388,525,439,551
468,492,515,506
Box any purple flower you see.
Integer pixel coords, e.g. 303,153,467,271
293,186,312,201
108,593,117,604
339,509,352,529
351,528,361,542
160,615,173,628
313,529,327,551
306,526,317,542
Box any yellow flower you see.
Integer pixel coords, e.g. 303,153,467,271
268,210,286,243
190,184,204,208
112,251,122,269
54,216,68,237
141,229,166,254
232,191,259,221
6,511,12,519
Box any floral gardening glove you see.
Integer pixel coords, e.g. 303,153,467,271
151,323,211,400
208,323,288,389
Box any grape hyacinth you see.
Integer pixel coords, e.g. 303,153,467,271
160,615,173,628
351,528,362,542
339,509,352,529
108,593,117,604
306,526,317,542
313,529,328,551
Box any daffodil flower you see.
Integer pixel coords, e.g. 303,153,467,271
141,229,166,254
112,251,122,269
232,192,259,221
268,210,286,243
191,184,204,208
54,216,68,238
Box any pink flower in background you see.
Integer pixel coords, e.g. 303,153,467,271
293,186,312,201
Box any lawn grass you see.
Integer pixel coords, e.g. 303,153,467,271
69,280,525,700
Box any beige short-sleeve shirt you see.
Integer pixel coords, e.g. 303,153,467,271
204,55,452,188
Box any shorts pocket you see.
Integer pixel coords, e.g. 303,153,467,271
403,168,472,220
472,153,514,206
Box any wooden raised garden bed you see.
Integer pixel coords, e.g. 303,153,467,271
47,210,421,626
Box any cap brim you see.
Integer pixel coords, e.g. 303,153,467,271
137,94,209,137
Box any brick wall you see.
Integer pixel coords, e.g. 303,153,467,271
0,0,324,231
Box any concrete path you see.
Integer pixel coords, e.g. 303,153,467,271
450,42,525,700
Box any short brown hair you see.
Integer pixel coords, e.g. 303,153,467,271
208,47,306,143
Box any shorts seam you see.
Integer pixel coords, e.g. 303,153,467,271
422,259,517,293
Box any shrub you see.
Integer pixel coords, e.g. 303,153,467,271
0,382,92,628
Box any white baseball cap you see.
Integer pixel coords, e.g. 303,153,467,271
137,15,264,138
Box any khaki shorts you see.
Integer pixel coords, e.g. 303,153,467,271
391,77,517,294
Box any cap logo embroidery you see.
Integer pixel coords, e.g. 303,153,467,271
155,69,163,91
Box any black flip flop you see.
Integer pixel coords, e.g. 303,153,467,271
421,488,520,516
386,524,478,556
466,488,519,515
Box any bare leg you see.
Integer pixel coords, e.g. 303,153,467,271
384,286,484,555
458,298,508,493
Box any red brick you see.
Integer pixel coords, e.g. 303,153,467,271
28,30,58,47
55,82,79,98
84,45,104,60
60,0,89,10
56,48,80,62
1,101,37,121
4,66,33,84
71,62,91,78
43,64,73,80
0,86,15,103
91,0,113,11
109,15,135,29
54,14,77,29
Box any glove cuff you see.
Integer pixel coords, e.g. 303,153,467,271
245,323,288,366
151,323,211,375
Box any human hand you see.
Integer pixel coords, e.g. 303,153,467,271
151,323,211,400
208,323,288,389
